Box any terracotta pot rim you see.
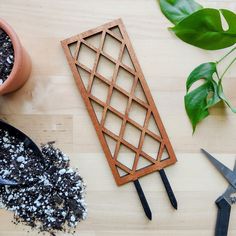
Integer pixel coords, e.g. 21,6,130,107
0,18,23,93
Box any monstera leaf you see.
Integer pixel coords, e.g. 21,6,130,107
159,0,203,24
185,63,221,131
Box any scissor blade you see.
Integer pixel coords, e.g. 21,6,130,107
201,149,236,189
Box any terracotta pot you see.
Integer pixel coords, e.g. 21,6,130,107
0,18,31,95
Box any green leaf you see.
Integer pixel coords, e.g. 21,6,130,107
206,80,221,108
185,83,210,132
159,0,203,25
218,79,236,112
171,8,236,50
184,62,221,132
186,62,217,91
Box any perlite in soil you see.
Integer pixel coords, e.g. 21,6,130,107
0,29,14,84
0,129,87,235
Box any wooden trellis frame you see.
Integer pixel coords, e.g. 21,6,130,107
61,19,177,186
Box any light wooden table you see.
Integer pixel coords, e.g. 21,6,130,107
1,0,236,235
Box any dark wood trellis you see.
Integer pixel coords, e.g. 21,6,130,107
61,18,177,186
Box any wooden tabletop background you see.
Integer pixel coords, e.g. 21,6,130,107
1,0,236,235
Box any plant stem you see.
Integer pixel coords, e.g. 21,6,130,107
220,56,236,80
217,46,236,64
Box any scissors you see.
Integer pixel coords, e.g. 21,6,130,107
201,149,236,236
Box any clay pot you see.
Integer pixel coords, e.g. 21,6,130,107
0,18,31,95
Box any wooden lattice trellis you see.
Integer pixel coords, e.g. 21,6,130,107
61,19,177,186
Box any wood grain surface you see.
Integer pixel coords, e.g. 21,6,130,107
1,0,236,235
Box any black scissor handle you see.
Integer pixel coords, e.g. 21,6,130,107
215,196,231,236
